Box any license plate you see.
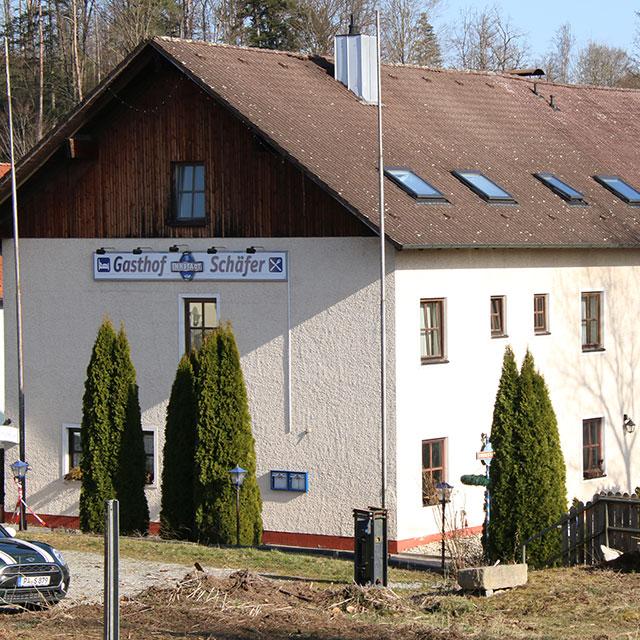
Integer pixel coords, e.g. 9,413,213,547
17,576,50,587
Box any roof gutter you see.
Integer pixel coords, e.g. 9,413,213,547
400,242,640,250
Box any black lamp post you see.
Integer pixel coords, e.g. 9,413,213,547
229,465,247,546
10,459,29,530
435,481,453,574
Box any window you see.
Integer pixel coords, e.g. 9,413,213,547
452,170,516,203
534,173,587,205
420,299,445,362
173,163,206,222
581,292,603,351
583,418,604,479
385,168,448,203
594,175,640,205
490,296,506,338
68,427,82,471
534,294,549,334
422,438,446,506
184,298,218,352
143,430,155,485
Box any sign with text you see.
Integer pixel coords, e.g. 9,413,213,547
94,251,288,282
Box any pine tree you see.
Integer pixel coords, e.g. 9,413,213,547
241,0,304,50
413,13,442,67
194,324,262,544
486,346,519,562
79,318,118,533
160,353,198,540
113,327,149,535
513,351,567,567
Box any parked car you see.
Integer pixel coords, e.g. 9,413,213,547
0,523,70,607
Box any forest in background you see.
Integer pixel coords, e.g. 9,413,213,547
1,0,640,161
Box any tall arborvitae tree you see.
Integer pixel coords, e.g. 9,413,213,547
160,352,198,539
194,324,262,544
486,346,519,562
513,351,567,567
79,318,118,533
113,327,149,535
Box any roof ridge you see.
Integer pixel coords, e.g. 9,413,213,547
154,36,309,60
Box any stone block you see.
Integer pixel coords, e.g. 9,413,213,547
457,564,528,595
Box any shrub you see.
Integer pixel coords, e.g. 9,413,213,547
194,324,262,545
160,353,198,539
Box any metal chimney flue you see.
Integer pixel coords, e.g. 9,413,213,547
334,19,379,103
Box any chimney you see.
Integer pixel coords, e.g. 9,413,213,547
334,15,379,104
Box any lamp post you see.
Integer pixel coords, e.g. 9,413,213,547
435,481,453,575
229,465,247,546
10,460,29,530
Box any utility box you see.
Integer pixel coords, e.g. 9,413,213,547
353,507,388,586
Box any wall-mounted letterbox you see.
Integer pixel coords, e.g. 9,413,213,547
270,470,309,492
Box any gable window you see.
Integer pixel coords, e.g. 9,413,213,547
490,296,506,338
173,163,205,222
583,418,604,479
185,298,218,352
534,294,549,334
420,299,446,363
422,438,446,506
581,292,603,351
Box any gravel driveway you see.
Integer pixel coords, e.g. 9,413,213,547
62,550,233,605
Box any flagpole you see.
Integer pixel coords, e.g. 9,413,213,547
375,10,387,510
4,35,27,531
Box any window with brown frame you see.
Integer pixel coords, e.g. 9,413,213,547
143,431,155,485
172,163,206,223
581,291,603,351
185,298,218,353
534,294,549,334
583,418,604,479
68,427,82,470
490,296,506,337
420,299,445,362
422,438,446,506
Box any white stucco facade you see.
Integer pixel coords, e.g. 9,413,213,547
3,237,640,547
2,237,398,541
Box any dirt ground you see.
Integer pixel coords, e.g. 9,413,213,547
2,566,639,639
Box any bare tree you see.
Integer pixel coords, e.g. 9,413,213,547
448,5,528,72
381,0,440,65
576,41,630,87
540,23,574,83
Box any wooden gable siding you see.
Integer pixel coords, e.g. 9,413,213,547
4,59,372,239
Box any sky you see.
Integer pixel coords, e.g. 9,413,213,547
432,0,638,60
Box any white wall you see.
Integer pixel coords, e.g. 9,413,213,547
2,237,397,540
394,248,640,541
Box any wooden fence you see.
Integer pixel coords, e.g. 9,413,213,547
522,492,640,567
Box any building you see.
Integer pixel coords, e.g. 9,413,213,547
1,36,640,550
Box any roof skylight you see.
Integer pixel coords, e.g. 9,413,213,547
534,173,587,205
452,170,516,203
385,168,448,203
594,175,640,205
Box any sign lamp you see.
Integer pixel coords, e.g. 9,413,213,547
229,465,247,546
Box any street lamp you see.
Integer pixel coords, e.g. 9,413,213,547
435,481,453,575
10,460,29,531
229,465,247,546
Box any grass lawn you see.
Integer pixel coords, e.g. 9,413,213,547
16,527,431,585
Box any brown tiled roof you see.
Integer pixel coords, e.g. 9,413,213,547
152,38,640,248
6,37,640,248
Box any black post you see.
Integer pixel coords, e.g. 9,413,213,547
235,485,241,547
440,494,446,574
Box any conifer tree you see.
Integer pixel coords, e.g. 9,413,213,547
160,352,198,539
513,351,567,567
79,318,118,533
113,327,149,535
486,346,519,562
194,324,262,544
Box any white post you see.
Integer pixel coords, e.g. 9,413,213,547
104,500,120,640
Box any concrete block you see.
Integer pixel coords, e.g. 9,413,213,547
457,564,528,595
